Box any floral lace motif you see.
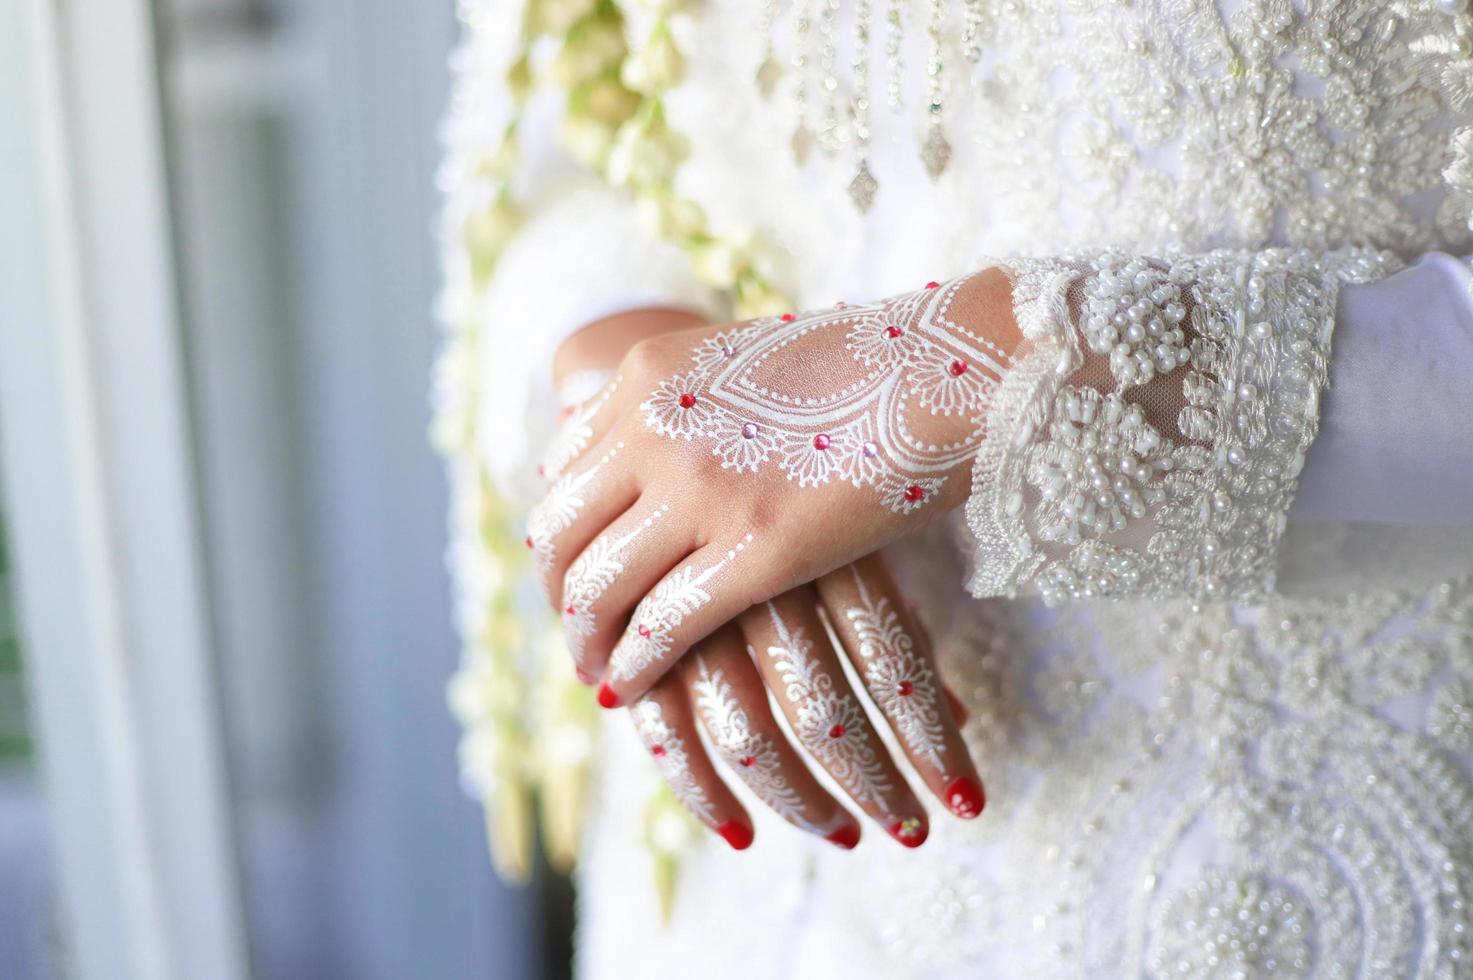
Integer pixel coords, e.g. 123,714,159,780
829,576,1473,978
966,248,1397,604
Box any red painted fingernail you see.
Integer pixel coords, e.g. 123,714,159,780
888,816,929,848
574,667,596,686
716,821,754,851
824,824,861,850
596,682,620,709
944,776,986,819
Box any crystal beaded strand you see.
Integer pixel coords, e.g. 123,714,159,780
789,0,813,162
961,0,984,62
848,0,878,211
922,0,953,179
885,0,905,111
817,0,844,154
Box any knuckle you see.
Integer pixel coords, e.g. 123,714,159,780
620,336,669,381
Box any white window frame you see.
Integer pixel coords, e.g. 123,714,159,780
0,2,250,978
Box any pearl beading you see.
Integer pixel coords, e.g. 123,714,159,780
967,248,1397,604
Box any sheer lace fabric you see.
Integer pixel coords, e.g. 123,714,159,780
969,249,1397,603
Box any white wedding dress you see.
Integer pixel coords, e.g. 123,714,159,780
447,1,1473,976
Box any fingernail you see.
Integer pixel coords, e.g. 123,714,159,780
944,776,986,819
596,682,620,709
574,667,596,686
716,821,753,851
888,816,929,848
824,824,861,850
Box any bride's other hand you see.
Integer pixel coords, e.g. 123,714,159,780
631,553,985,851
533,271,1019,708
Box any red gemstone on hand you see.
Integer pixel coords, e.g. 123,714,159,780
885,325,903,338
904,485,925,503
812,433,831,451
780,313,796,322
925,281,940,289
637,624,652,638
651,745,667,757
739,755,756,767
828,723,846,739
524,535,534,549
564,604,575,616
948,359,969,376
898,680,914,697
678,393,697,409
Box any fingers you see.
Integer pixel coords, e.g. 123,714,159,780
740,591,931,848
540,373,622,483
815,556,986,820
528,436,639,605
599,532,762,705
560,500,693,683
630,678,754,851
685,627,862,849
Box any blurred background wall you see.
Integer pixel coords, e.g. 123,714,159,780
0,1,552,977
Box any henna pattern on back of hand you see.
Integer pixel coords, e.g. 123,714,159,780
641,274,1010,514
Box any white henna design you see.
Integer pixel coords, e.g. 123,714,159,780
541,374,619,482
607,534,754,683
640,275,1009,514
693,658,812,829
762,604,893,815
845,568,947,773
631,697,715,824
526,441,623,577
561,503,671,665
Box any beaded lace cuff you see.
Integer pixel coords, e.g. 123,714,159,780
965,249,1397,604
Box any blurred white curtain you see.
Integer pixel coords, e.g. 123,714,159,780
165,0,545,977
0,0,542,976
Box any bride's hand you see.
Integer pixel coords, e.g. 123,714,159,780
533,271,1019,708
629,553,985,851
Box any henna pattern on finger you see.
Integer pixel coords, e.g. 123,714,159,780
692,657,812,829
631,697,716,824
607,534,755,683
526,441,624,578
561,502,671,666
542,374,619,483
640,274,1010,514
844,567,947,774
761,604,894,817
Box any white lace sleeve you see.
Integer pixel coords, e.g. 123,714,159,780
965,248,1398,604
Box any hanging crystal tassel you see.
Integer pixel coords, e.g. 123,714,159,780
756,0,782,98
848,0,878,211
921,0,953,180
